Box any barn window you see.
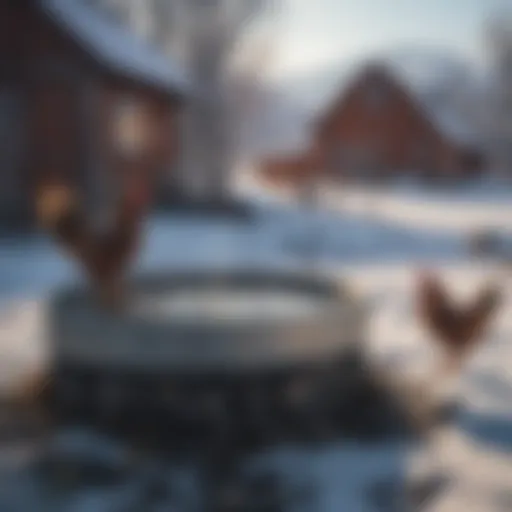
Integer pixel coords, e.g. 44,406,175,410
113,96,148,158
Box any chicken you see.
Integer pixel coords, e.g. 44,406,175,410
36,176,150,308
416,270,502,375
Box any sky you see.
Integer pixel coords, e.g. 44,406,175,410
267,0,508,81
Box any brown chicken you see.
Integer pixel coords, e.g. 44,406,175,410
36,176,150,308
416,270,502,375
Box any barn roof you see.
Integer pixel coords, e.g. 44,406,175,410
38,0,190,96
318,58,480,148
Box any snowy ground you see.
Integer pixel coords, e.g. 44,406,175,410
0,184,511,511
325,184,512,237
236,168,512,235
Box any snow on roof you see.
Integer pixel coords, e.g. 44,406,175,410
39,0,190,96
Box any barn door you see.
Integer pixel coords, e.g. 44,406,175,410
0,86,28,229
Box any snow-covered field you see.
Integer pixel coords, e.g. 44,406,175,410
0,184,511,511
236,167,512,235
325,183,512,236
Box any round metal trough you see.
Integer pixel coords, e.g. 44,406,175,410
50,269,364,374
46,269,409,448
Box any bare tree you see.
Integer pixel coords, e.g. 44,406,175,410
173,0,278,202
485,11,512,179
226,33,278,169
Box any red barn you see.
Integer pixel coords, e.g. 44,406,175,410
315,63,484,183
259,61,484,190
0,0,188,232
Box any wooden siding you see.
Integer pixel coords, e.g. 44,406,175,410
0,2,180,230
